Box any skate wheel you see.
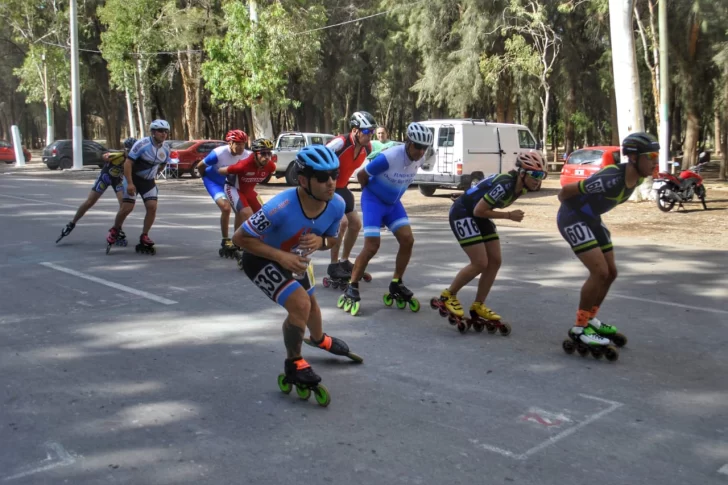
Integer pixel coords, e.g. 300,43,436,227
106,244,112,255
562,339,576,355
408,298,420,312
218,248,224,257
295,386,311,400
498,322,511,336
337,295,346,309
577,343,590,357
604,345,619,362
457,321,467,334
612,332,628,348
447,315,457,326
383,294,393,306
313,384,331,407
472,321,485,333
363,273,372,283
346,351,363,363
430,298,440,310
438,308,448,317
277,374,292,394
343,299,353,312
322,277,330,288
486,322,497,334
395,299,406,310
350,301,361,316
150,247,156,255
590,346,604,359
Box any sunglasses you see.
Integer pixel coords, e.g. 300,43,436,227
311,170,340,183
359,129,374,135
525,170,547,181
257,151,272,157
642,152,659,160
411,142,428,151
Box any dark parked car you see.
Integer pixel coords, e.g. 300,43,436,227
42,140,108,170
168,140,226,177
0,140,32,164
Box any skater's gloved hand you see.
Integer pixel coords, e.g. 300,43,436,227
280,251,310,274
126,183,137,197
297,233,324,256
507,210,525,222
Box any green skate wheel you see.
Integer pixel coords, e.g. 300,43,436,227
350,301,361,316
277,374,292,394
337,295,346,308
498,322,511,336
344,299,352,312
562,339,576,354
383,294,393,306
295,386,311,400
396,299,406,309
346,351,364,363
408,298,420,312
313,384,331,407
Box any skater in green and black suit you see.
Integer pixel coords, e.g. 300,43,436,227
557,132,659,360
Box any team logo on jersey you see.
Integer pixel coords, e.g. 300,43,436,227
584,178,605,194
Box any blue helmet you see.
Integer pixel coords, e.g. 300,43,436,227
295,145,339,172
123,137,137,151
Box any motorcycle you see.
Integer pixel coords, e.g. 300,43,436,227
655,151,709,212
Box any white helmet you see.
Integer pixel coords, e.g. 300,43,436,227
406,122,433,146
350,111,376,130
149,119,170,131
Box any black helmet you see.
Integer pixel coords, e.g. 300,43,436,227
349,111,376,130
251,138,274,152
123,137,137,151
622,132,659,156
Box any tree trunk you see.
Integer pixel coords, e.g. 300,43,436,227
564,83,576,155
133,60,147,134
251,98,274,139
541,87,549,156
714,109,722,156
610,87,619,145
683,110,699,169
178,48,202,139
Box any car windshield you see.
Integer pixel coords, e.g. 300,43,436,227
568,150,604,165
173,141,197,150
0,141,11,148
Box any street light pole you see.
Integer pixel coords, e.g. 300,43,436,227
658,0,669,173
69,0,83,170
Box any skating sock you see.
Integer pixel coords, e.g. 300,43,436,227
575,309,591,327
392,278,401,284
348,280,359,289
589,305,600,319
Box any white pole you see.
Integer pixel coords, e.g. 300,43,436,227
658,0,669,173
42,53,54,146
11,125,26,166
69,0,83,170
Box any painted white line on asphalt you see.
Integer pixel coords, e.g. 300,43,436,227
39,262,177,305
4,441,75,481
421,264,728,316
719,464,728,475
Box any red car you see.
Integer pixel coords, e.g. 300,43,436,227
168,140,226,177
0,140,32,164
559,146,621,186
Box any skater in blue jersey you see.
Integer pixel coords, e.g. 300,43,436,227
233,145,362,407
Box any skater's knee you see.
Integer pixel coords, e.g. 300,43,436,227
471,256,489,273
399,233,414,250
220,203,232,215
590,266,612,284
363,238,380,255
339,218,349,233
488,254,502,271
347,216,362,232
607,266,618,283
285,292,311,320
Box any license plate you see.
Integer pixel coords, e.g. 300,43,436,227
575,169,584,176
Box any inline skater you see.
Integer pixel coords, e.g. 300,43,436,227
323,111,375,287
105,120,170,255
233,144,362,407
338,122,433,316
197,129,251,258
431,152,547,334
56,137,136,244
558,132,659,361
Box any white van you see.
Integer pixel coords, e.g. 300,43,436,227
414,119,539,196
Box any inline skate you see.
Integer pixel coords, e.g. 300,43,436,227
135,233,156,255
277,357,330,407
218,238,240,259
105,226,124,254
337,282,361,316
56,222,75,243
430,289,469,332
562,326,619,361
303,333,363,363
322,262,351,290
339,259,372,283
384,279,420,312
589,317,627,347
468,302,511,336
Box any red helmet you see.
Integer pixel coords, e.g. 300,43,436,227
225,129,248,144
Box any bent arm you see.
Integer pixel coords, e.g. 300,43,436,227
473,199,511,220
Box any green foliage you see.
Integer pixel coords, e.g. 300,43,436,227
202,1,325,109
13,45,71,106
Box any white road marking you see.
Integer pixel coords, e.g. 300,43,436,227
719,464,728,475
4,441,75,481
39,262,177,305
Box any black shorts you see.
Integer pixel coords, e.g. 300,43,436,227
335,187,355,214
92,167,123,194
122,174,158,203
448,200,499,247
241,252,315,307
556,206,613,254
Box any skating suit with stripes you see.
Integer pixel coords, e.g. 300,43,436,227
127,137,170,180
559,164,642,220
456,172,524,216
202,145,252,186
363,143,425,205
225,155,275,192
326,134,371,189
242,188,345,252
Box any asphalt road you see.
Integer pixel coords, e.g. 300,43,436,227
1,170,728,485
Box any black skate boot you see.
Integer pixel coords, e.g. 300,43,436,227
116,229,128,247
218,238,239,259
277,357,330,406
323,262,350,290
56,222,75,243
304,333,363,363
339,259,372,282
384,278,420,312
135,233,156,255
338,282,361,316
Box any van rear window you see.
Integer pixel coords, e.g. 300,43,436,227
438,126,454,147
